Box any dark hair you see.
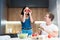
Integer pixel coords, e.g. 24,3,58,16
48,12,54,21
21,6,26,15
21,6,29,16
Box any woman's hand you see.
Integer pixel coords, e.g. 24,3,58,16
24,9,26,14
29,9,32,15
28,9,34,23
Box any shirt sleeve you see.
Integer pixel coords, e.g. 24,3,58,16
52,25,58,31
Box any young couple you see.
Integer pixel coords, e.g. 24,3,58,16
20,6,58,37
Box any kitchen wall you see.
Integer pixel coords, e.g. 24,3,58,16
49,0,60,37
0,0,7,34
57,0,60,37
49,0,58,25
0,0,1,34
7,8,48,21
7,0,48,8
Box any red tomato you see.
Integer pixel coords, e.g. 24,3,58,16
48,34,52,38
34,33,37,36
25,9,30,13
28,9,30,12
32,34,34,37
32,33,38,37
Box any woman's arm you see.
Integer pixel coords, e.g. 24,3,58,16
29,12,34,23
23,12,26,22
21,12,26,23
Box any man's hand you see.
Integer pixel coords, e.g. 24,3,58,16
39,25,45,31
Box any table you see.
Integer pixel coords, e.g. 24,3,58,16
9,37,60,40
9,35,60,40
0,33,17,38
9,38,32,40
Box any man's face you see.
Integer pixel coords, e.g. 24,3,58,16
44,14,51,22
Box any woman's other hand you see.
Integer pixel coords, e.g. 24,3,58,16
29,9,32,15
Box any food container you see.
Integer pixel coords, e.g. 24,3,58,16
17,33,28,39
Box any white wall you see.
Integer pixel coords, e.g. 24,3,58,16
49,0,58,25
0,0,7,34
57,0,60,37
49,0,60,37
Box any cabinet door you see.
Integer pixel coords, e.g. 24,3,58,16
5,23,21,34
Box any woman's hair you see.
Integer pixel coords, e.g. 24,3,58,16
21,6,29,16
21,6,26,15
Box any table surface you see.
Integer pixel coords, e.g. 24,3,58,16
9,35,60,40
9,38,32,40
9,37,60,40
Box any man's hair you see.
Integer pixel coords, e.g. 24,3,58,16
48,12,54,21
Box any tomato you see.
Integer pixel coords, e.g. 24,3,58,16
48,34,52,38
25,9,30,13
32,33,38,37
35,33,37,36
32,34,35,37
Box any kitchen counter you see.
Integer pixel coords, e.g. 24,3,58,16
0,33,17,38
9,37,60,40
9,35,60,40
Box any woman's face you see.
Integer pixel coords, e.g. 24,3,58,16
24,7,30,14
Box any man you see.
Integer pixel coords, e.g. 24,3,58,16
40,12,58,37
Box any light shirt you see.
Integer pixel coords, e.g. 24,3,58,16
40,23,58,35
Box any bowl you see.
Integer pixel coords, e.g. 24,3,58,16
17,33,28,39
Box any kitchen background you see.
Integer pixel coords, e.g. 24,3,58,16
0,0,60,37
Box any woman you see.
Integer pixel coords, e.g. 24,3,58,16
20,7,34,36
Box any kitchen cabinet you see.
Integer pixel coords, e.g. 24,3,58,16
5,22,21,34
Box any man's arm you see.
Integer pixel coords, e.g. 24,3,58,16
39,25,58,37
